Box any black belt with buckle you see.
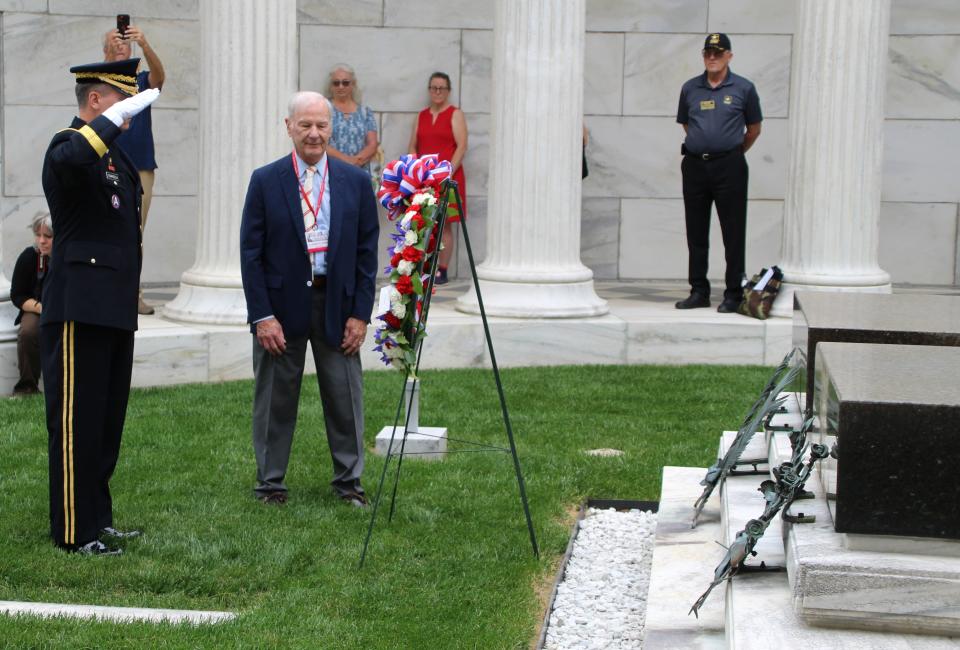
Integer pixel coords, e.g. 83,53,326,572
683,146,741,161
313,275,326,289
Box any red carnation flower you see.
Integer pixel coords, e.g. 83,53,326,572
426,232,437,253
384,312,402,329
411,213,426,230
402,246,423,263
395,275,414,295
390,251,402,267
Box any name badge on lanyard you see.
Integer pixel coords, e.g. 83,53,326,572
292,152,329,254
306,228,328,254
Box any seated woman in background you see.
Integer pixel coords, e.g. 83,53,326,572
324,63,379,172
407,71,468,285
10,212,53,396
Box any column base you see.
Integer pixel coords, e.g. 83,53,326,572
455,278,609,318
770,278,892,318
163,274,248,325
0,300,20,343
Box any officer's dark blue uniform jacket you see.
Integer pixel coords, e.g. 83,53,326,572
41,114,142,332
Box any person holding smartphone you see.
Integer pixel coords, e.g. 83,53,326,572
103,16,166,316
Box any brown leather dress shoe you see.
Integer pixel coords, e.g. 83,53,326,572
259,491,288,505
138,298,155,315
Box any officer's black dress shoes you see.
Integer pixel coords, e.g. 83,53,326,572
100,526,142,540
675,293,710,309
76,540,123,556
717,298,741,313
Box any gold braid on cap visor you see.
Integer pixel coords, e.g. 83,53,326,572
74,72,138,96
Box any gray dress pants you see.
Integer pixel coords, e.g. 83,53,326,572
251,286,365,498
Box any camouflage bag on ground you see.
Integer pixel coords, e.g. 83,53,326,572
737,266,783,319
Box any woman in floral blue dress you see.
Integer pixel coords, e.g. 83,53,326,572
324,63,379,172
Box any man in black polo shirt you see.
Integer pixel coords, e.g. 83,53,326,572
676,33,762,313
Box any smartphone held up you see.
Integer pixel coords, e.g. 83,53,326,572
116,14,130,38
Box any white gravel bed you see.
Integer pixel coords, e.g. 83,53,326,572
544,508,657,650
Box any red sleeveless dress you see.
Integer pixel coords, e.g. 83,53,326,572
415,105,466,221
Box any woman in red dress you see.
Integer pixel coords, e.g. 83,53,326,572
407,71,468,285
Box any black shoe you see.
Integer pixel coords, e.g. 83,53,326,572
100,526,142,540
76,540,123,556
675,293,710,309
717,298,741,313
435,267,448,286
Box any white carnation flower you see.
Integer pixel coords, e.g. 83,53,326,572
385,344,404,359
411,192,430,206
404,230,418,246
389,288,402,303
397,260,415,276
391,302,407,319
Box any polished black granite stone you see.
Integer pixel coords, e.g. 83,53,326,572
794,292,960,413
814,343,960,539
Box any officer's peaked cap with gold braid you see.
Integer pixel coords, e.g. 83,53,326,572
70,58,140,97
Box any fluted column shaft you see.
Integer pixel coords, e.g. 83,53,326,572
165,0,296,324
773,0,892,315
0,233,17,344
456,0,607,318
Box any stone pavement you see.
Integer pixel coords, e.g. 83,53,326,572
9,280,950,391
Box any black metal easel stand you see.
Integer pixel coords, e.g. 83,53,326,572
360,179,539,567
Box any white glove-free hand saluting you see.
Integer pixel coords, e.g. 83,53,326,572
102,88,160,127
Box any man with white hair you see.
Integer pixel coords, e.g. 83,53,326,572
240,91,379,508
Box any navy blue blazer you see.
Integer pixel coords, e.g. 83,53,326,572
240,154,379,348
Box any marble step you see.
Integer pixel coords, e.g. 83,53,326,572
721,427,960,647
717,428,787,569
643,466,725,649
785,469,960,637
724,565,960,649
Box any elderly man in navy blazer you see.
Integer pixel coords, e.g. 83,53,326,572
240,91,379,508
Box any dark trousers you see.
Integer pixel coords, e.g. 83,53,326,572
251,286,365,498
41,321,134,549
681,151,749,301
15,312,41,393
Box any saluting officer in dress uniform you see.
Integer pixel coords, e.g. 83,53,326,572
676,33,762,313
40,58,159,555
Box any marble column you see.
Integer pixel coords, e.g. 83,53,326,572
0,229,20,394
164,0,296,324
456,0,607,318
771,0,892,317
0,245,17,344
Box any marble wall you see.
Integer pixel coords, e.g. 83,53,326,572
1,0,958,286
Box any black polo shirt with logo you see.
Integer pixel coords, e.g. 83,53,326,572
677,69,762,156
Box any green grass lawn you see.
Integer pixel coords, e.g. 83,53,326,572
0,364,769,649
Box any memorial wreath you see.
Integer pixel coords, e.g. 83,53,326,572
372,154,456,374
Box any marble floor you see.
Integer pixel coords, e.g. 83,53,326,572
129,279,795,389
129,279,960,390
5,280,957,393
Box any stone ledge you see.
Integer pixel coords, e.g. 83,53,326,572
785,471,960,636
